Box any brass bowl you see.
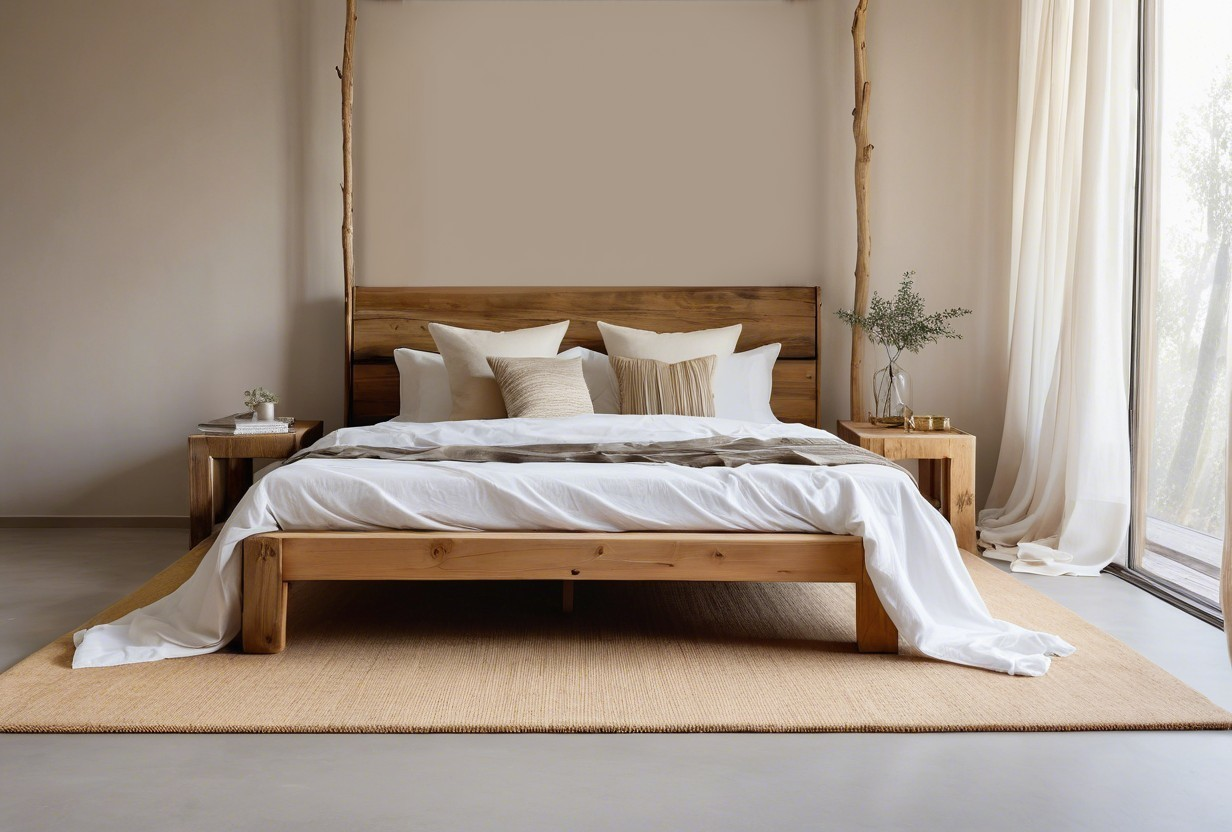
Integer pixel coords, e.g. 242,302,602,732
911,414,951,432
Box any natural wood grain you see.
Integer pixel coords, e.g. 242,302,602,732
188,438,214,549
856,561,898,653
917,458,942,508
239,530,893,655
837,421,976,552
352,286,820,360
190,423,323,459
272,531,865,582
349,362,399,422
946,444,977,553
221,458,252,520
242,535,287,654
850,0,873,420
351,358,819,426
341,0,357,425
771,360,821,425
350,286,821,426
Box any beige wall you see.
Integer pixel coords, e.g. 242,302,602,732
0,0,1018,518
0,0,344,518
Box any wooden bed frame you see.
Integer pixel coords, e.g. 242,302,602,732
240,286,899,655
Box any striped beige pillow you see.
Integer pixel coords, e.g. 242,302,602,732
609,355,717,417
486,357,595,419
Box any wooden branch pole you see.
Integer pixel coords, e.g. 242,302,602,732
850,0,873,421
341,0,357,425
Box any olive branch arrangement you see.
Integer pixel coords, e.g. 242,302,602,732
835,271,972,368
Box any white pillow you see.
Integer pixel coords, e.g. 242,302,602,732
429,320,570,420
714,343,781,423
558,346,620,413
597,321,742,362
392,348,452,422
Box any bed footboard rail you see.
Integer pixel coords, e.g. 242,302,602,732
240,531,898,655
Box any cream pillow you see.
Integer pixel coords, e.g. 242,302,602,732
487,357,595,419
597,321,742,362
429,320,569,420
610,355,717,417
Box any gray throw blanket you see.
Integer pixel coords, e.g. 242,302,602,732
284,436,904,472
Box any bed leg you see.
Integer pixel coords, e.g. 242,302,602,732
243,535,287,654
562,580,574,614
856,563,898,653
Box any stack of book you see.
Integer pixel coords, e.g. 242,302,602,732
196,413,293,435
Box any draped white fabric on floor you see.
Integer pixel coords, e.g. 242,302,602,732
978,0,1137,576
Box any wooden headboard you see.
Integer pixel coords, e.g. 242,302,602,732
348,286,822,427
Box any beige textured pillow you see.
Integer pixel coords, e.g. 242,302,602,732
610,355,717,417
597,321,742,362
429,320,569,420
487,357,595,419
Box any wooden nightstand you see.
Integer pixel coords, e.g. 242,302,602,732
837,421,976,552
188,420,324,546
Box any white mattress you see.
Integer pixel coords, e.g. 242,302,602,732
73,415,1073,674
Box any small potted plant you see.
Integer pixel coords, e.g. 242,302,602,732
836,271,970,424
244,387,280,421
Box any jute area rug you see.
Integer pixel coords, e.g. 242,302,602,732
1,547,1229,733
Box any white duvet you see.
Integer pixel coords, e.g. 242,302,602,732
73,416,1074,675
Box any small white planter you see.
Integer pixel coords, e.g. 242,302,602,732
255,402,276,421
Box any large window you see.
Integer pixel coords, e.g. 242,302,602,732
1129,0,1231,617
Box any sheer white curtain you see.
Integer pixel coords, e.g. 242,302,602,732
978,0,1137,576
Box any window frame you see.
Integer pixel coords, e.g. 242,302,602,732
1119,0,1226,629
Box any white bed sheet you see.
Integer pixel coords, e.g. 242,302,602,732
73,415,1074,675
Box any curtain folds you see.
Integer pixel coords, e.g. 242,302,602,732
978,0,1137,576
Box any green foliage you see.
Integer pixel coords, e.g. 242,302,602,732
1150,58,1232,537
835,271,971,359
244,387,279,408
1176,58,1232,241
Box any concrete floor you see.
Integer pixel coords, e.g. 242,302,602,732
1,528,1229,832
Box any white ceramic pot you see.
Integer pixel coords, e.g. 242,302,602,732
255,402,276,421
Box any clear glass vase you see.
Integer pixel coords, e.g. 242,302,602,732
871,358,912,424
